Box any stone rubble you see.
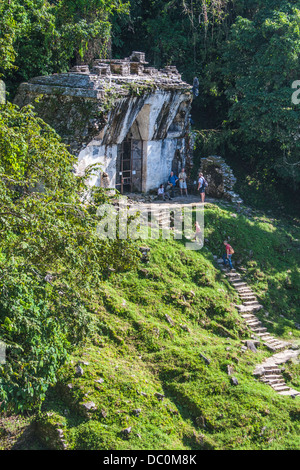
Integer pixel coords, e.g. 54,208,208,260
200,156,243,204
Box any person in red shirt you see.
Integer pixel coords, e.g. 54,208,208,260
222,240,234,269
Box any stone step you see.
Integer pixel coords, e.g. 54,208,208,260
239,295,257,300
244,316,261,323
264,338,284,346
265,380,286,388
255,332,272,338
243,300,261,306
264,367,280,372
258,334,273,341
251,326,268,333
271,384,291,392
267,339,289,347
274,343,290,350
231,281,248,287
244,315,260,320
278,389,300,396
264,375,282,381
264,374,282,380
259,335,273,342
267,376,285,383
238,292,255,298
242,305,262,311
264,343,288,352
265,343,286,351
237,304,263,313
241,313,257,318
263,372,281,378
246,321,262,328
236,287,255,294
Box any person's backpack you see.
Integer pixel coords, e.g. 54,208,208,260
229,246,234,254
201,177,208,189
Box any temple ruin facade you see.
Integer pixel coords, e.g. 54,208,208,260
14,52,193,193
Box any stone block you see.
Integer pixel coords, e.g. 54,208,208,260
69,65,90,74
111,61,130,76
144,67,158,76
130,51,147,63
130,62,144,75
92,65,110,76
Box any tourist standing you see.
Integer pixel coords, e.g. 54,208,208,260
197,172,207,203
178,168,188,196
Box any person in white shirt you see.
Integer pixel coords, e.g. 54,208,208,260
178,168,188,196
157,184,171,200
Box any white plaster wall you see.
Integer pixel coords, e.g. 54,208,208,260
137,91,171,140
76,142,118,188
137,91,188,141
145,137,185,192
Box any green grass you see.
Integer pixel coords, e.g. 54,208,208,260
3,201,300,450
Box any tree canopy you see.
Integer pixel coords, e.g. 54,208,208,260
0,0,129,91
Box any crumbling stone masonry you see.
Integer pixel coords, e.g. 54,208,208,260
14,52,193,193
200,156,243,204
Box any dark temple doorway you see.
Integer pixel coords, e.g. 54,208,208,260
116,137,132,193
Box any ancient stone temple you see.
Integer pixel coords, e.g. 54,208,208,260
14,52,193,193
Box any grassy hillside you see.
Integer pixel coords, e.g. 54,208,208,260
1,201,300,450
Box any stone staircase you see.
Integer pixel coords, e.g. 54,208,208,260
128,202,193,231
217,259,300,397
253,350,300,396
149,206,173,230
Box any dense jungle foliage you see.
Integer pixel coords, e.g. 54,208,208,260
0,0,300,449
0,102,139,411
